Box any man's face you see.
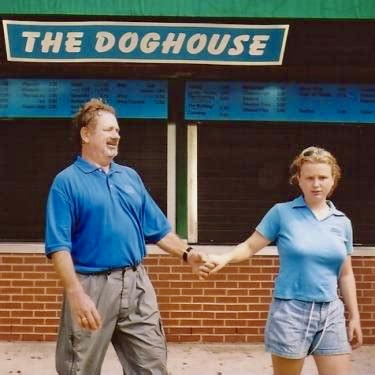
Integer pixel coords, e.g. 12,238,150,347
81,111,121,162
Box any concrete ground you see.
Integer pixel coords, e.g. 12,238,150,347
1,341,374,375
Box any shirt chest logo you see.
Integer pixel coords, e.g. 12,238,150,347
124,186,136,195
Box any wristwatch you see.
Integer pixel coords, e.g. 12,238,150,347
182,246,193,262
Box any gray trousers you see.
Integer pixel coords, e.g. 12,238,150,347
56,265,168,375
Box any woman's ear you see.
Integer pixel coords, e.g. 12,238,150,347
296,174,302,189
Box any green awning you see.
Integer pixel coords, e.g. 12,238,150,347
0,0,374,19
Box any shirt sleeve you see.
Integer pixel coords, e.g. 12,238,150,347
255,204,281,242
133,172,171,243
44,180,73,256
344,218,353,255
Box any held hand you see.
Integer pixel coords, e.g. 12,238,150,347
67,288,102,331
207,253,232,275
347,318,363,350
187,250,216,280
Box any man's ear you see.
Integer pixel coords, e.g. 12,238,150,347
80,126,89,144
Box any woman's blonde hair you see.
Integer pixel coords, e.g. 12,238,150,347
289,146,341,195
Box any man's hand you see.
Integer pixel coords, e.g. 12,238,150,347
187,250,215,280
66,288,102,331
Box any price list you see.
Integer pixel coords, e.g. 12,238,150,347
0,79,167,119
185,81,375,124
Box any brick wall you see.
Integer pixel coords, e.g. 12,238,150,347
1,253,374,343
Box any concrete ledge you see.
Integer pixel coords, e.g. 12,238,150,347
1,243,374,256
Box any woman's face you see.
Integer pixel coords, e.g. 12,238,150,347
297,161,335,204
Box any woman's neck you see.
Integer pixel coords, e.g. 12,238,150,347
306,199,330,220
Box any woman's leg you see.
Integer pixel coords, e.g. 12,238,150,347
314,354,351,375
272,354,305,375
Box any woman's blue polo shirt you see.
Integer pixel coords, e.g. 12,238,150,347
256,195,353,302
45,156,171,273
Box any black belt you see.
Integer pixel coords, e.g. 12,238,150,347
78,264,138,276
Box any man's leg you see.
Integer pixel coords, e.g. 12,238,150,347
111,265,168,375
56,273,122,375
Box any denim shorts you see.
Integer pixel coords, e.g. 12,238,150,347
264,298,351,359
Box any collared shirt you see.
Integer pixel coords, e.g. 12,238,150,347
45,156,171,273
256,195,353,302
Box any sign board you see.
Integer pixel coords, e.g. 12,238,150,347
3,20,289,65
0,79,167,118
185,81,375,123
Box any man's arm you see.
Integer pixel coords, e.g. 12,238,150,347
51,250,102,331
156,232,213,279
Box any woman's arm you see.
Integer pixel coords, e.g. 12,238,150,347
208,230,271,274
339,255,363,349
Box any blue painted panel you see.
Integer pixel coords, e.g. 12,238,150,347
185,81,375,123
0,79,167,118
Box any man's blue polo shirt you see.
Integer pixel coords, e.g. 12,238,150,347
45,156,171,273
256,195,353,302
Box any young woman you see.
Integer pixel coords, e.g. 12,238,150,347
206,146,362,375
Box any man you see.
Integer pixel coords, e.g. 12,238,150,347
45,98,211,375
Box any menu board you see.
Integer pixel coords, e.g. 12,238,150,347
0,79,167,118
185,81,375,123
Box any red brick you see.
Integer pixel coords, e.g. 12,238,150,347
182,288,204,296
192,311,215,319
0,265,12,272
0,302,22,309
1,256,23,264
35,265,56,272
0,333,21,340
202,335,224,342
191,327,214,334
35,326,58,333
35,280,59,287
172,296,192,303
216,312,237,319
12,295,34,302
179,319,202,326
192,296,215,303
202,304,225,311
166,327,191,334
22,318,46,325
238,297,260,303
158,288,181,296
46,288,63,294
169,311,192,319
21,333,45,341
23,288,45,294
159,303,180,311
214,327,236,334
12,325,34,332
11,310,33,317
204,288,227,296
180,304,203,311
224,335,246,343
38,310,60,317
215,297,237,304
13,265,35,272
